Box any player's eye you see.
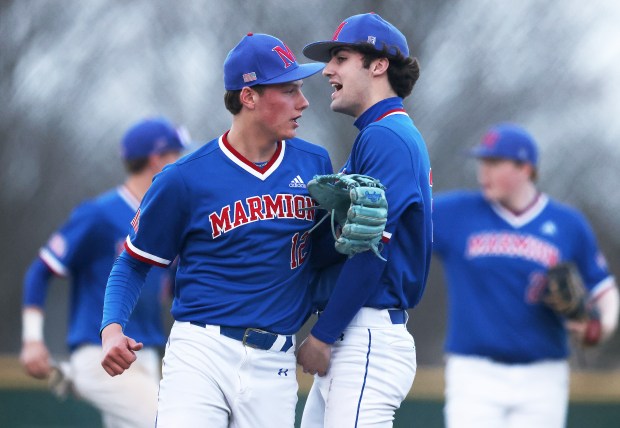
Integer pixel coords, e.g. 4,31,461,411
284,85,301,94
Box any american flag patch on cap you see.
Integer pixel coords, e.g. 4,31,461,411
243,72,257,83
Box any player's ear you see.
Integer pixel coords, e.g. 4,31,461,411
239,86,258,110
146,153,169,175
370,57,389,77
145,153,161,174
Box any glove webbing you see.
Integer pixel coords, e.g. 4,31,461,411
307,174,387,260
307,173,384,239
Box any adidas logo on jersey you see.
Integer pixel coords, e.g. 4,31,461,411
289,175,306,188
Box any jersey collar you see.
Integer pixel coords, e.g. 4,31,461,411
353,97,408,130
490,193,549,228
117,185,140,211
218,130,286,181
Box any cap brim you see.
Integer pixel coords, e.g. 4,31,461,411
466,147,530,164
303,41,355,62
468,147,487,158
261,62,325,85
467,147,506,160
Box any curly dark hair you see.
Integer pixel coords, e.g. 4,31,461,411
348,43,420,99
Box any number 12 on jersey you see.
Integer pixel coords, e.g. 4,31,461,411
290,231,309,269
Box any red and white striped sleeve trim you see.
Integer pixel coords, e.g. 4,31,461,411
39,248,69,277
590,276,617,301
381,231,392,244
124,236,171,267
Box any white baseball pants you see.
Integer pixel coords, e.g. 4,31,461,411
155,321,298,428
444,354,569,428
301,308,417,428
70,344,160,428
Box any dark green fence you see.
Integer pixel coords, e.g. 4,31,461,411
1,390,619,428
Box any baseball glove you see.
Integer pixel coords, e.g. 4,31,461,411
544,262,602,346
48,359,73,400
307,173,388,260
543,262,588,321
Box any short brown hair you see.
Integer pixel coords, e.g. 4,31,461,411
224,85,266,115
123,157,149,174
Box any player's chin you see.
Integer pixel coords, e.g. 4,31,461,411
330,101,353,116
480,188,496,201
280,124,298,140
482,190,503,203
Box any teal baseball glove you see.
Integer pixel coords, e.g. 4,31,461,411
307,173,388,260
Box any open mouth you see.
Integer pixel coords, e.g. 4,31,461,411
331,83,343,92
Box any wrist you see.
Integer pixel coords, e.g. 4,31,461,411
583,318,602,346
22,308,44,343
310,326,337,345
101,323,123,340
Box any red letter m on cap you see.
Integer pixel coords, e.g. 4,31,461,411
332,21,347,40
273,44,296,68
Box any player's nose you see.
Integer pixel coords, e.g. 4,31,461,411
297,91,309,111
323,60,335,77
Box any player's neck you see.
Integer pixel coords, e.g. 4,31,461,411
124,174,152,202
500,182,539,214
227,123,278,163
355,82,398,119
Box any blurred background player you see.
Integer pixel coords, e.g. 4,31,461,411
432,123,620,428
20,116,186,428
99,33,330,427
298,13,432,427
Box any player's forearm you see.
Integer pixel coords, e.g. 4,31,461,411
100,251,150,334
596,283,619,342
311,251,386,343
311,222,347,270
22,258,52,343
23,258,53,307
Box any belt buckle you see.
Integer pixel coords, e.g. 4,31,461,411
242,328,269,349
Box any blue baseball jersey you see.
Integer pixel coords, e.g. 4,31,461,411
316,97,433,309
123,132,333,335
433,190,615,363
309,97,432,343
34,186,170,350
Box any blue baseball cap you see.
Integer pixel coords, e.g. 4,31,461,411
224,33,324,91
303,13,409,62
470,123,538,166
121,117,188,160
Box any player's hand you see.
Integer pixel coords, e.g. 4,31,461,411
567,318,602,347
20,341,52,379
296,334,332,377
100,323,143,377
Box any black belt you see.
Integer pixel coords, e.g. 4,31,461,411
189,321,294,352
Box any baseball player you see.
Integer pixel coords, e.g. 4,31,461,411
20,117,185,428
433,123,620,428
99,33,331,427
298,13,433,427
